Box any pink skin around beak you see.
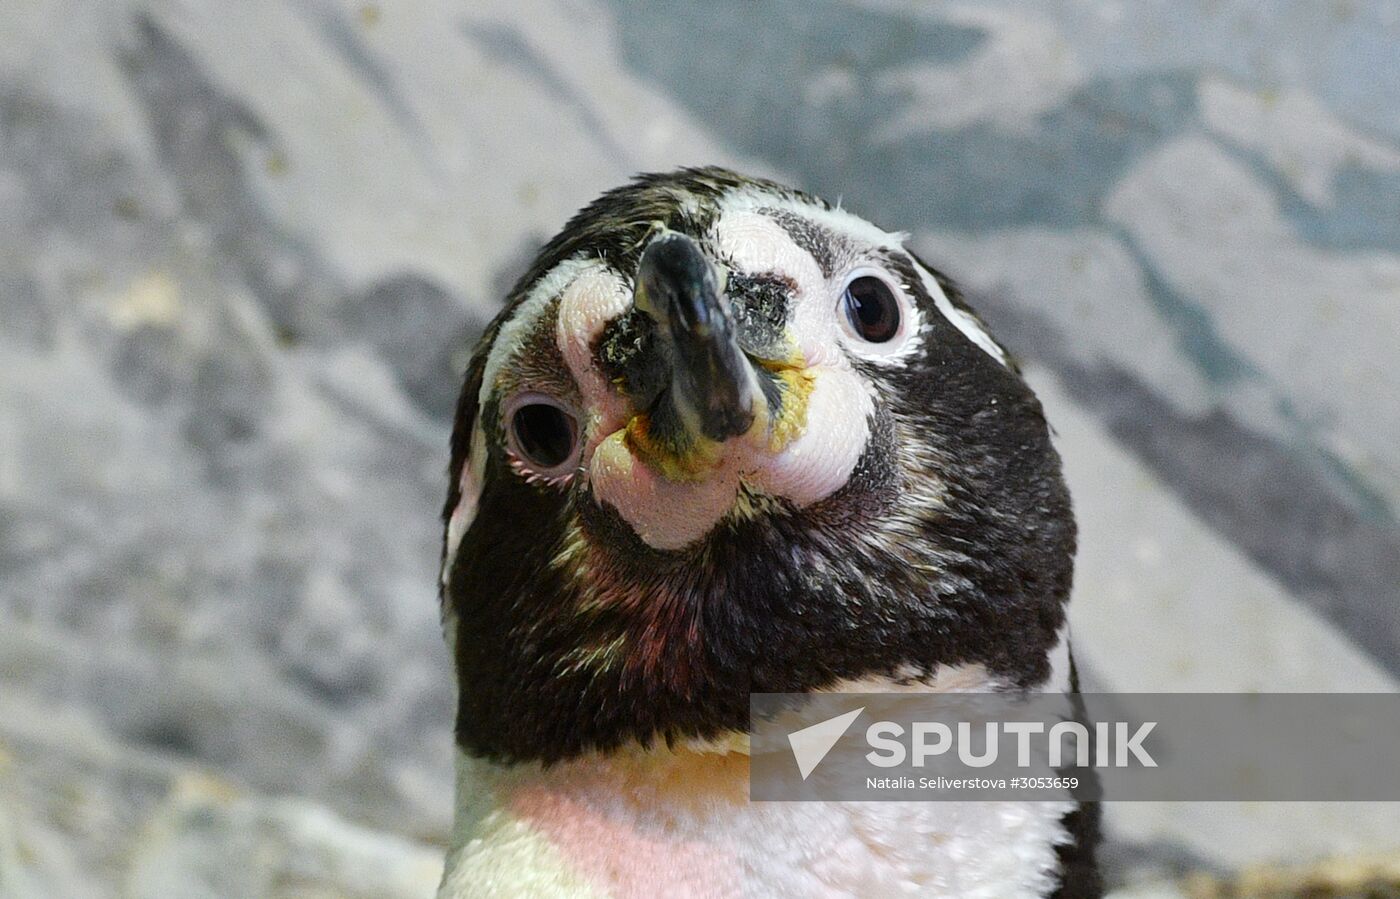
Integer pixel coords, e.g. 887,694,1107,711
555,216,875,551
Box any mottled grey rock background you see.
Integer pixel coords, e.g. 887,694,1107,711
1,1,1397,896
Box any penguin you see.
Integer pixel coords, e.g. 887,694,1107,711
437,167,1100,898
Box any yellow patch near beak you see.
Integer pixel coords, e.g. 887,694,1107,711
623,413,727,482
616,330,816,483
763,364,816,454
622,362,816,483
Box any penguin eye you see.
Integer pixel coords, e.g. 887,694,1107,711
840,275,902,344
504,393,580,482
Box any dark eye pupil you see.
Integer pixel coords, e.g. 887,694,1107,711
842,277,901,343
511,403,577,469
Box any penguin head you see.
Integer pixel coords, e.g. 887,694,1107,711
442,168,1074,763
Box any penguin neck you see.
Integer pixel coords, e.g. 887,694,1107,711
437,657,1080,898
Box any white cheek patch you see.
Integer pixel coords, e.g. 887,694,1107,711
590,431,744,551
588,367,873,551
750,367,874,506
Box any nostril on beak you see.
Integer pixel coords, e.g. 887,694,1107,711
635,232,757,443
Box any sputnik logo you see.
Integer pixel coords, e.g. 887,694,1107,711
787,707,864,780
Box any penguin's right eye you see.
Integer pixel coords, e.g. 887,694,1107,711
504,394,581,483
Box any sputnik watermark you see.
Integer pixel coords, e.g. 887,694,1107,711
787,707,864,779
788,709,1155,781
751,693,1400,801
865,719,1156,770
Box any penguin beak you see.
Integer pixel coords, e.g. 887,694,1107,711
634,232,758,443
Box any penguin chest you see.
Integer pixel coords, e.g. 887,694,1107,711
439,750,1072,899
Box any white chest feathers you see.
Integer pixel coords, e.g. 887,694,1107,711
438,746,1072,899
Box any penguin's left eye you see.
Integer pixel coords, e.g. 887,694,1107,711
504,393,581,482
840,275,903,344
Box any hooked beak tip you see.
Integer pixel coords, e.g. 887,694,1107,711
635,231,758,445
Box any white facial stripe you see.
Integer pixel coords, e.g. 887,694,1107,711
442,423,487,589
478,254,600,412
911,261,1009,366
714,210,823,285
717,185,909,251
1045,623,1074,692
453,234,569,578
718,186,1008,367
713,208,926,371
